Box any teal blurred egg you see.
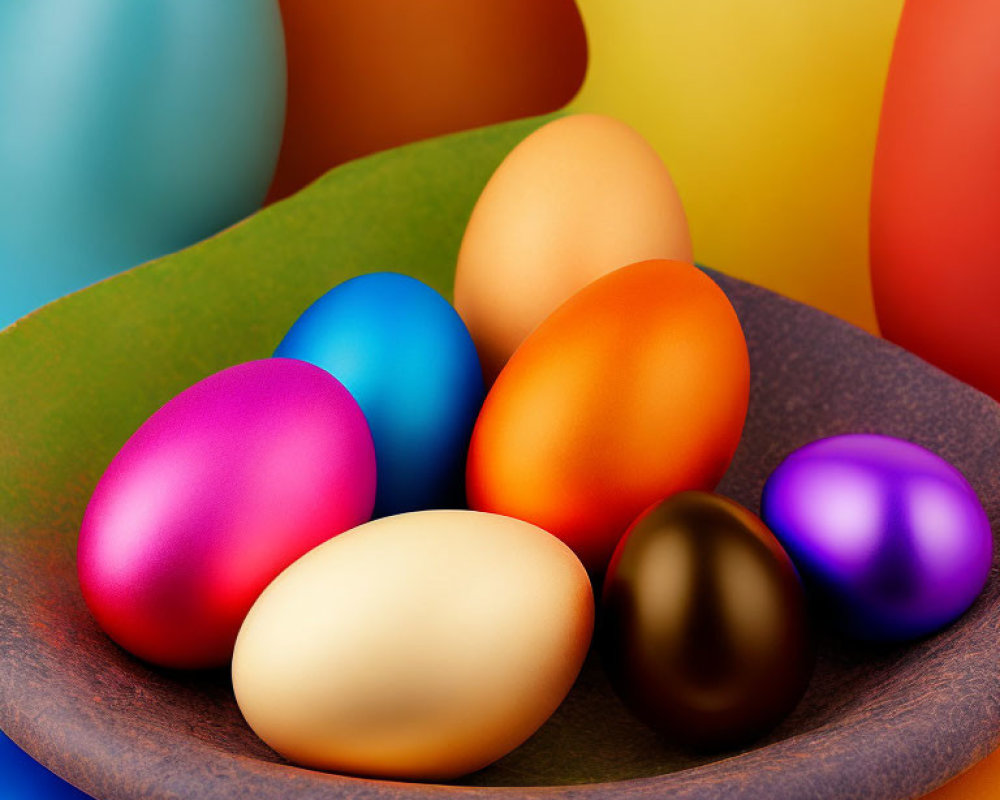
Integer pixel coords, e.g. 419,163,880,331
0,0,286,328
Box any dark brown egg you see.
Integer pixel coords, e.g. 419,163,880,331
600,491,814,750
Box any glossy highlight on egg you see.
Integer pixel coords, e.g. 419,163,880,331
762,434,993,641
275,272,484,516
78,359,376,669
601,491,814,750
467,258,749,574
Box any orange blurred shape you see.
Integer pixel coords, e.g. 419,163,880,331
267,0,588,202
467,260,750,575
924,747,1000,800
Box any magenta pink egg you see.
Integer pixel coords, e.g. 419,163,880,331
78,358,376,669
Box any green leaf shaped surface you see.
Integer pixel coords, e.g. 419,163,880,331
0,114,555,541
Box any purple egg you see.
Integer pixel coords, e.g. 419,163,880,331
79,359,376,669
761,434,993,641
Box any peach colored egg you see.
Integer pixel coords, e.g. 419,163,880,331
454,114,693,383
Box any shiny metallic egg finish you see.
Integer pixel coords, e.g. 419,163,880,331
601,491,814,750
762,434,993,641
275,272,484,517
78,359,376,669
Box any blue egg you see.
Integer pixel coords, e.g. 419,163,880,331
0,0,286,328
276,273,485,516
0,730,91,799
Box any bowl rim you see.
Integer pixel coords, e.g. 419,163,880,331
1,116,998,799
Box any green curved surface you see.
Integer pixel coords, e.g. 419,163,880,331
0,114,554,544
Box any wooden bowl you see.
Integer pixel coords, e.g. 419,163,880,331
0,116,997,800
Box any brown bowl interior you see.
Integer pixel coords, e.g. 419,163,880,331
0,117,997,800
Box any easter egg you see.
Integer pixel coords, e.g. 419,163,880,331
762,434,993,641
0,731,90,800
78,359,376,669
570,0,905,333
454,114,692,383
0,0,286,328
871,0,1000,400
267,0,587,201
466,259,749,574
232,510,594,780
275,273,484,516
601,492,813,749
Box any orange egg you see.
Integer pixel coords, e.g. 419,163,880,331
466,259,749,575
267,0,587,202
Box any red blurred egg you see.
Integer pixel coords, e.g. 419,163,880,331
466,260,750,574
871,0,1000,400
78,359,376,669
267,0,587,202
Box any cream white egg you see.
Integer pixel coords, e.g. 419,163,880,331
232,509,593,780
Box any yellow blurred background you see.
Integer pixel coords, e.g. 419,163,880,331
570,0,905,334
